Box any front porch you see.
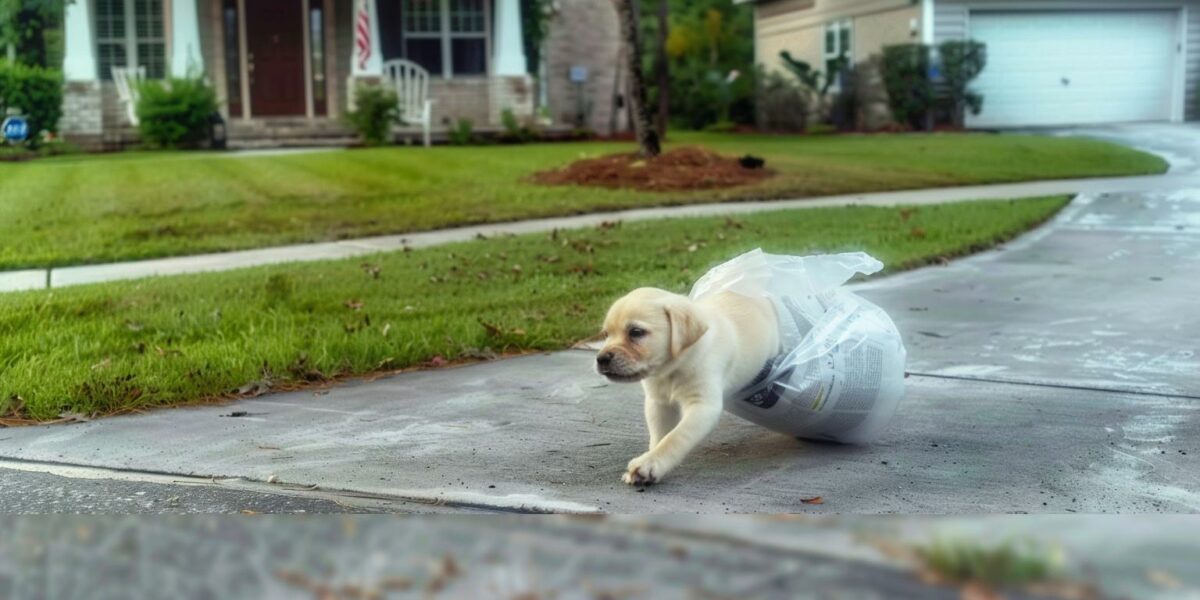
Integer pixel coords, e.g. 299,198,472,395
59,0,537,149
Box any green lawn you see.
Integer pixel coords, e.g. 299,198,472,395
0,132,1163,269
0,196,1069,421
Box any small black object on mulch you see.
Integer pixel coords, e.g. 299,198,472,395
738,154,766,169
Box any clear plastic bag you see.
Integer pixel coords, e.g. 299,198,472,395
690,249,907,444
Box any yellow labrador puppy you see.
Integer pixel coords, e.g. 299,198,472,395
596,287,780,485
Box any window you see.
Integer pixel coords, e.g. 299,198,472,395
399,0,488,77
310,5,327,114
222,0,241,116
823,19,852,90
96,0,167,80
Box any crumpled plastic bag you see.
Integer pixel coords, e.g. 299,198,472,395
690,249,906,444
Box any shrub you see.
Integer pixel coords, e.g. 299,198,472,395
499,108,536,143
135,77,218,148
448,118,474,145
881,43,934,130
755,69,807,133
937,40,987,128
0,62,64,144
669,62,754,130
346,85,399,145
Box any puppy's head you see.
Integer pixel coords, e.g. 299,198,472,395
595,288,709,382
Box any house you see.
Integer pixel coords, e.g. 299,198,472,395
57,0,623,148
750,0,1200,128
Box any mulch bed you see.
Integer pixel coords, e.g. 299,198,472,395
530,146,773,192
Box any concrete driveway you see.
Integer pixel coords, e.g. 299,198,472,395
0,125,1196,515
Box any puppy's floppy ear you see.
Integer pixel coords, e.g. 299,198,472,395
665,301,708,359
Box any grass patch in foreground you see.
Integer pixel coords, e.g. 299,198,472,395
916,537,1063,586
0,132,1163,268
0,196,1069,420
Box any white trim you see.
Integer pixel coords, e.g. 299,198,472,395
237,0,250,118
303,0,314,118
439,0,452,78
170,0,204,76
324,0,337,116
920,0,934,44
63,0,98,81
1172,5,1188,122
493,0,526,75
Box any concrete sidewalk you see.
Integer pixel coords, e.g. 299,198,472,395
2,172,1196,293
1,179,1196,514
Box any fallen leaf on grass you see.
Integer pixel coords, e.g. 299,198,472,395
479,319,504,337
360,263,381,279
910,226,927,239
800,496,824,505
344,299,364,311
90,357,112,371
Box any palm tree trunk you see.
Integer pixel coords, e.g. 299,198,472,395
654,0,669,141
613,0,660,157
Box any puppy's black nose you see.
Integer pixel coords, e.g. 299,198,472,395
596,352,614,368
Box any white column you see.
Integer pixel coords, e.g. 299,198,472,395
493,0,526,76
171,0,204,76
920,0,934,45
63,0,98,81
351,0,383,76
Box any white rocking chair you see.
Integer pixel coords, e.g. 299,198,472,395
382,59,434,147
111,66,146,126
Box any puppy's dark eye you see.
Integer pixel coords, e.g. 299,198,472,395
628,327,647,339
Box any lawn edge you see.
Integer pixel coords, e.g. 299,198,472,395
1,194,1072,424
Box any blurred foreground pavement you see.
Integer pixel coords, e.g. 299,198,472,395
0,515,1197,599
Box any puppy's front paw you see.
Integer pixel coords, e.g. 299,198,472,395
622,452,670,486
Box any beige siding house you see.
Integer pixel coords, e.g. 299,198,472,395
751,0,1200,127
58,0,621,149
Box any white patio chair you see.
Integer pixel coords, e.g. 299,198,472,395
382,59,434,147
112,66,146,126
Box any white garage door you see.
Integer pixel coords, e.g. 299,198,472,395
966,10,1179,128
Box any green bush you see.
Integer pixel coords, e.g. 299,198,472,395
0,62,64,143
755,69,807,133
499,108,536,143
937,40,987,128
135,77,218,148
346,85,399,145
881,43,934,130
449,118,474,145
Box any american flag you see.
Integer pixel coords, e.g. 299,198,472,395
355,0,372,70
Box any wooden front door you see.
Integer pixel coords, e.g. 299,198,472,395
246,0,306,116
